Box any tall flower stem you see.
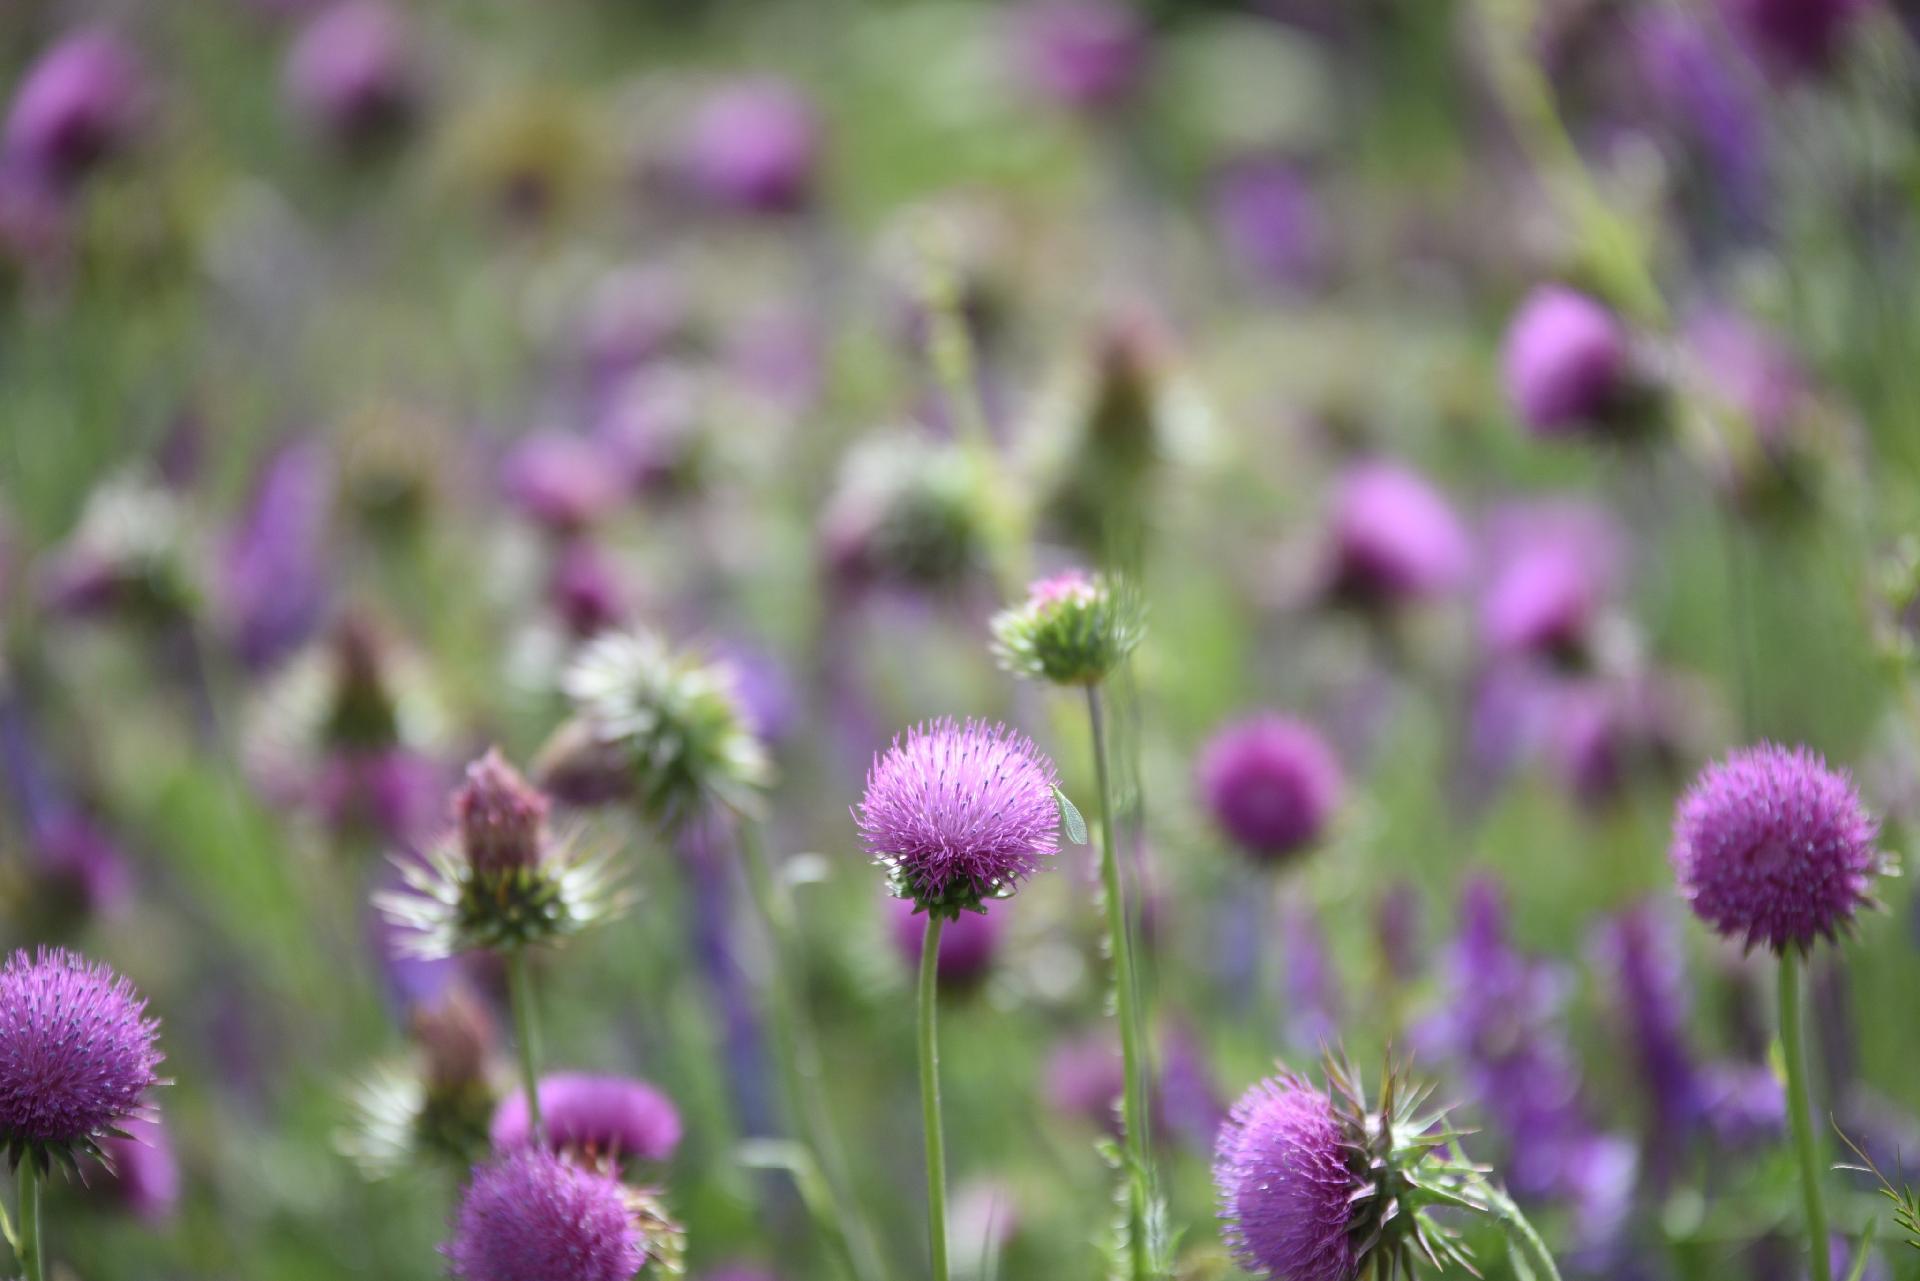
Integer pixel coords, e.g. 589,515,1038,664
736,818,887,1281
1781,949,1833,1281
506,945,544,1141
1481,1184,1564,1281
14,1163,43,1281
1087,683,1154,1281
918,913,950,1281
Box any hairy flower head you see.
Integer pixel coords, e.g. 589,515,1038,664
444,1149,651,1281
491,1072,682,1169
991,569,1143,686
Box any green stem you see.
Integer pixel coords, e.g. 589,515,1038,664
736,819,888,1281
1087,683,1154,1281
506,946,544,1142
1782,950,1833,1281
1484,1184,1564,1281
919,913,950,1281
15,1162,43,1281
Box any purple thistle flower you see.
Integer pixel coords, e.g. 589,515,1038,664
1501,285,1631,436
1197,715,1343,863
283,1,417,154
679,80,820,216
1326,458,1471,606
1013,0,1150,115
445,1148,648,1281
1671,743,1885,954
219,438,334,670
489,1072,683,1166
454,748,551,876
856,718,1062,916
1279,899,1342,1051
887,892,1004,988
32,812,135,925
0,948,163,1170
1632,13,1769,226
500,431,624,535
574,266,688,389
1593,903,1701,1180
1213,157,1326,293
4,28,146,189
100,1114,180,1224
1479,502,1623,664
1213,1072,1357,1281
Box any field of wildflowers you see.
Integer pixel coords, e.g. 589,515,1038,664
7,1,1920,1279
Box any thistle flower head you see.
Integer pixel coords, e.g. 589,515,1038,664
857,718,1062,918
990,569,1143,686
376,750,627,957
445,1149,658,1281
1215,1057,1477,1281
1013,0,1150,115
0,947,163,1175
4,27,146,189
1671,743,1887,954
1197,716,1343,863
558,628,773,826
1501,285,1631,436
680,79,820,216
490,1072,683,1168
1327,460,1470,606
284,1,417,156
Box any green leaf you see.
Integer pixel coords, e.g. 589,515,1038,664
1845,1222,1878,1281
1053,785,1089,844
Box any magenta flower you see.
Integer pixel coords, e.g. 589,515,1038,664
1501,285,1630,436
500,431,624,534
680,80,820,215
1718,0,1869,77
1013,0,1150,114
3,28,146,188
1213,1073,1357,1281
857,718,1062,916
1327,459,1471,605
283,1,417,153
1671,743,1885,953
1197,716,1343,862
489,1072,683,1166
0,948,163,1171
445,1148,647,1281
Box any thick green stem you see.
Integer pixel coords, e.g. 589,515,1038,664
506,946,544,1142
1781,950,1833,1281
1484,1185,1564,1281
736,819,887,1281
15,1162,43,1281
1087,684,1154,1281
919,914,950,1281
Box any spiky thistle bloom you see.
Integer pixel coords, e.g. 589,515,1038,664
1197,716,1343,863
857,718,1062,918
0,948,163,1175
990,569,1143,686
1214,1058,1477,1281
445,1148,681,1281
376,750,626,958
1671,743,1888,954
554,628,772,827
491,1073,683,1168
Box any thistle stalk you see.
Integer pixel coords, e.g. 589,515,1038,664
1087,683,1154,1280
918,913,950,1281
15,1162,43,1281
736,818,887,1281
506,946,543,1142
1781,949,1833,1281
1480,1183,1565,1281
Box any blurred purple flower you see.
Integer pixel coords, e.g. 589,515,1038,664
1326,458,1471,606
887,893,1003,989
1279,899,1341,1051
490,1072,683,1166
283,1,417,154
220,439,334,670
1696,1060,1785,1147
575,266,689,388
500,431,625,534
547,539,628,640
100,1114,181,1225
312,747,443,845
1374,880,1423,985
1593,903,1701,1182
592,369,704,495
1479,501,1624,663
1196,715,1343,863
1013,0,1150,114
1213,157,1325,292
4,28,146,189
712,642,797,749
1717,0,1870,77
1632,13,1768,224
1501,285,1630,436
680,80,820,215
31,812,134,925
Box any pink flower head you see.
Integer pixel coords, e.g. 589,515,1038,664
1197,716,1343,862
444,1148,647,1281
1502,285,1629,436
1328,459,1471,604
489,1072,682,1166
1213,1073,1358,1281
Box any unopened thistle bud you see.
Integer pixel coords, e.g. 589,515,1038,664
341,985,498,1178
376,750,626,958
554,628,773,828
990,569,1143,686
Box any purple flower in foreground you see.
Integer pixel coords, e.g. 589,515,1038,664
1502,285,1631,436
857,718,1061,916
1327,459,1471,606
1014,0,1150,114
445,1148,647,1281
1197,716,1343,863
680,80,819,215
1214,1075,1356,1281
0,948,163,1171
1672,743,1885,953
490,1072,682,1166
4,28,146,188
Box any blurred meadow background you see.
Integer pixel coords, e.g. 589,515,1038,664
7,0,1920,1278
